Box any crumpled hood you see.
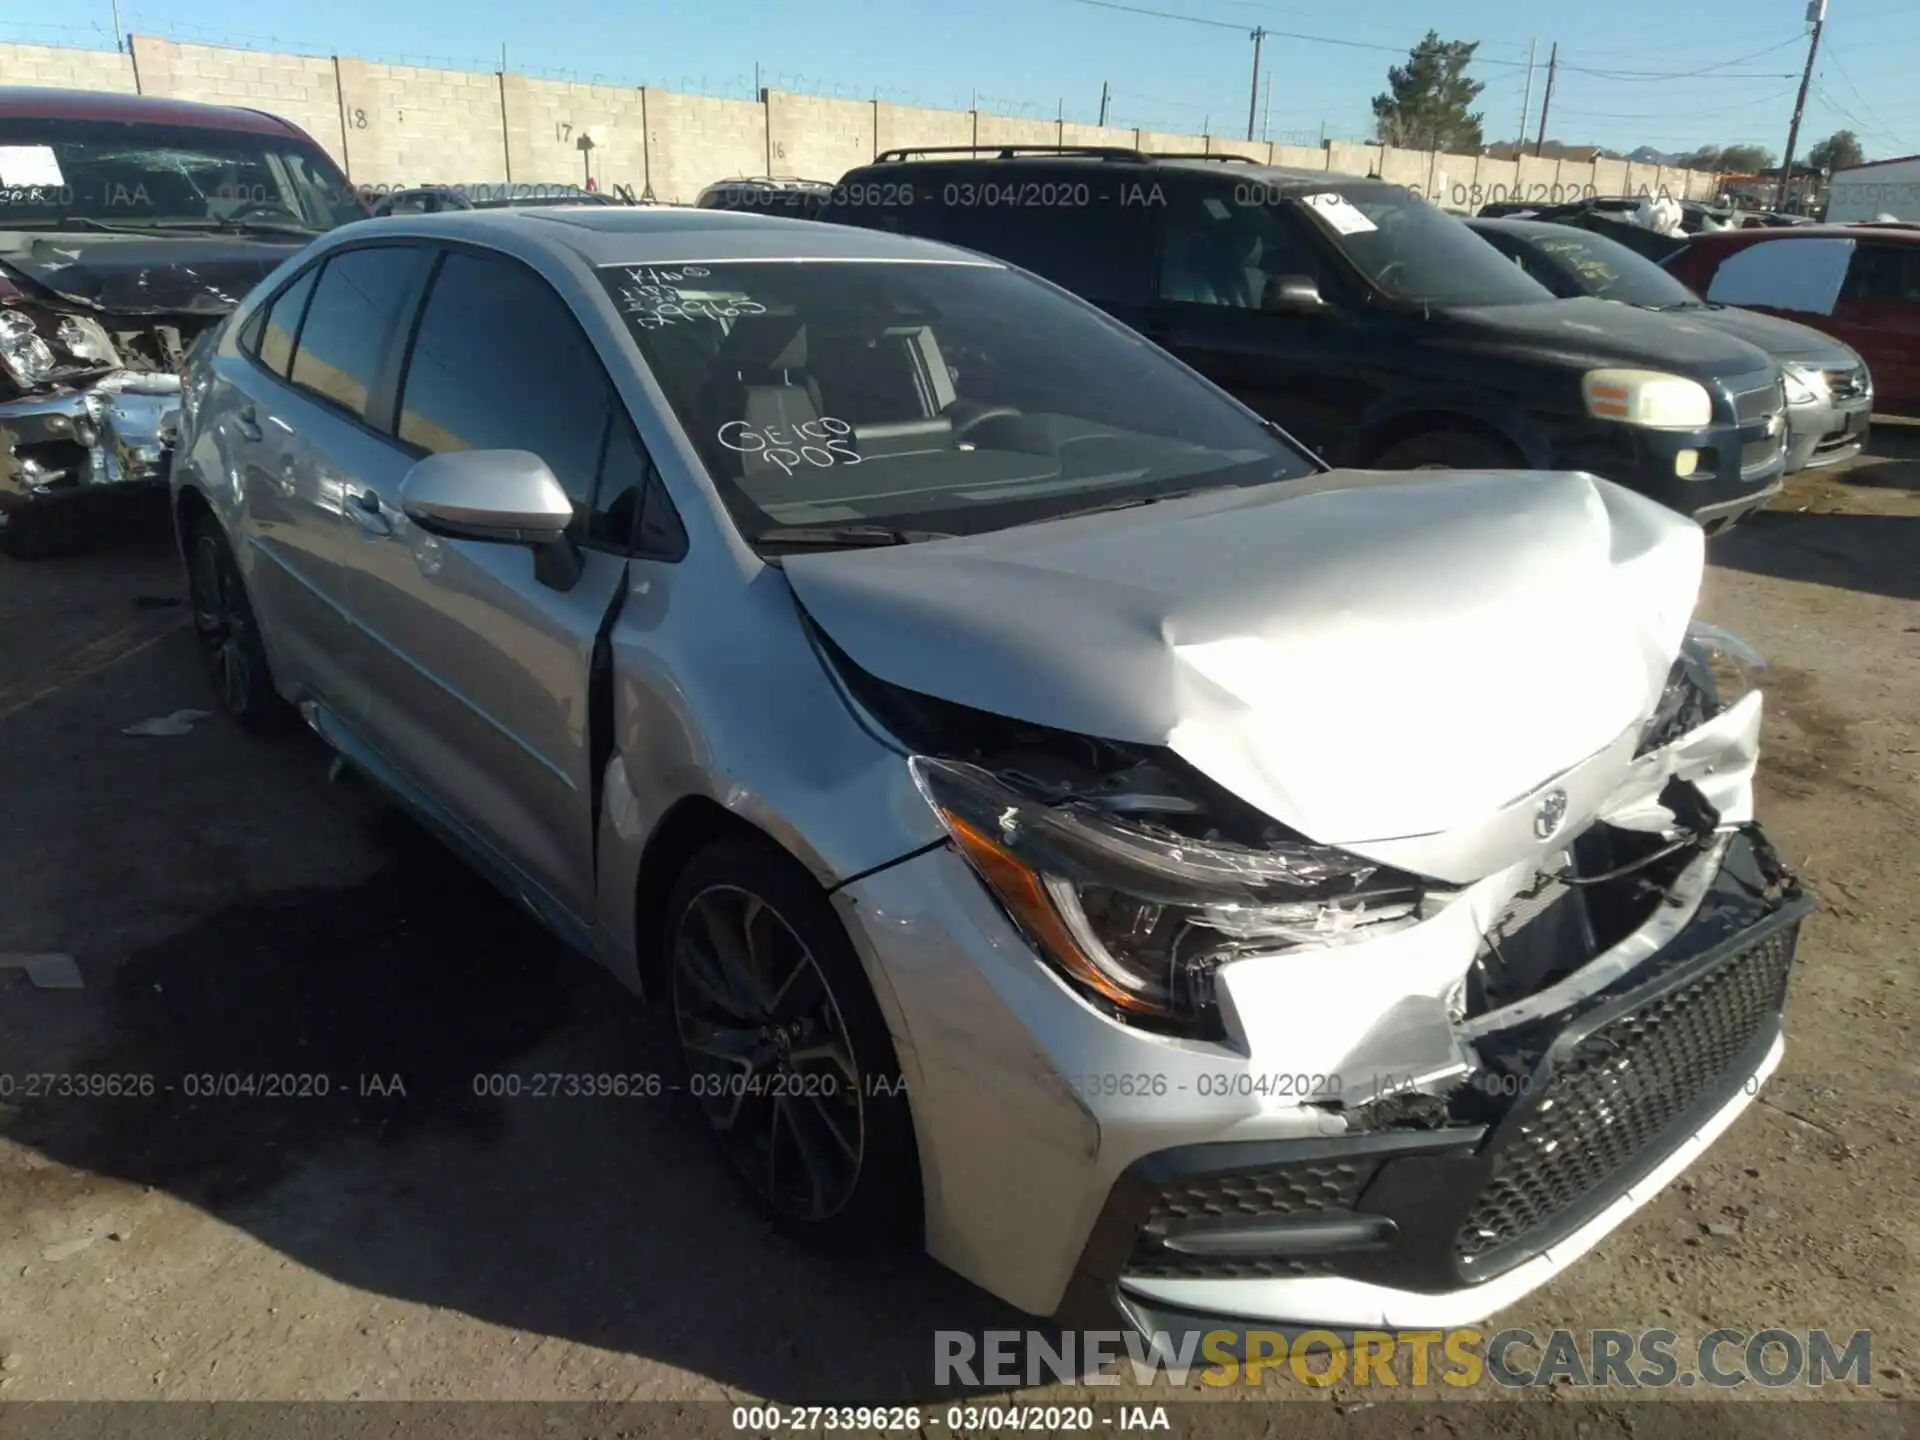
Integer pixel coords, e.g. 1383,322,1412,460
0,232,306,315
785,469,1704,861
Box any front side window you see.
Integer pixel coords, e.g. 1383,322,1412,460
0,116,364,233
1841,244,1920,304
1287,184,1553,306
1157,188,1328,309
598,258,1317,547
397,251,611,507
287,247,424,419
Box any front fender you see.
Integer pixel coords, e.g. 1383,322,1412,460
1342,388,1556,469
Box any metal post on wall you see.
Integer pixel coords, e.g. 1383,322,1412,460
1245,27,1265,142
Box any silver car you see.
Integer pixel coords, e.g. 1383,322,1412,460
171,208,1810,1340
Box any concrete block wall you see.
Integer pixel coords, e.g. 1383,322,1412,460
0,35,1718,211
0,42,137,93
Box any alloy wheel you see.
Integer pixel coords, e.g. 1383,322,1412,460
190,534,253,714
671,883,866,1223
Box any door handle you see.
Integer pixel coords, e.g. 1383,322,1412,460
234,405,263,441
346,489,393,537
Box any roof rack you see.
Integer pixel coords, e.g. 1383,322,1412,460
1144,151,1260,163
872,144,1150,163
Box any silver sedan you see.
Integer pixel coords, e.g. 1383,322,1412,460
170,206,1808,1339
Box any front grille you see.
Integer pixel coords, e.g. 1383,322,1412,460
1148,1159,1371,1223
1731,377,1785,424
1125,1159,1375,1280
1453,920,1798,1265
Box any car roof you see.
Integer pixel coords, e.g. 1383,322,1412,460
340,206,1006,267
0,85,304,138
854,149,1363,191
1681,223,1920,249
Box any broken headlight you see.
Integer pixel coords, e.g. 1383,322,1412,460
0,310,56,386
911,755,1422,1037
1637,620,1766,755
0,307,121,388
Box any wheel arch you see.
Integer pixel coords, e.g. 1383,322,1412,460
1345,400,1546,469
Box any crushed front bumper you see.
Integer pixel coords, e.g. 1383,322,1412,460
1079,828,1807,1334
0,370,181,507
835,804,1806,1326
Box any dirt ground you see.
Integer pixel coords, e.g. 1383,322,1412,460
0,429,1914,1424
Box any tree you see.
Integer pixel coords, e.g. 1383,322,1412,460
1371,31,1485,153
1717,143,1777,174
1807,129,1865,173
1674,145,1725,171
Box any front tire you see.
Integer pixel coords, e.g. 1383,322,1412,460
665,834,919,1252
184,514,293,735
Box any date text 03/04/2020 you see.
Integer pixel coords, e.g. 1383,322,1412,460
730,1405,1171,1432
466,1071,912,1099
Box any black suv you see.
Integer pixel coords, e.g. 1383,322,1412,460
820,147,1789,529
695,176,833,220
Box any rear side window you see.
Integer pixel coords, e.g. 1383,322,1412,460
253,266,319,378
1702,237,1854,316
397,250,610,508
839,170,1154,303
288,247,423,418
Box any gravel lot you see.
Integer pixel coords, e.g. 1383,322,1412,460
0,430,1914,1422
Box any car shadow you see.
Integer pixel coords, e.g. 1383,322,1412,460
1711,510,1920,603
1,695,1050,1405
1844,419,1920,490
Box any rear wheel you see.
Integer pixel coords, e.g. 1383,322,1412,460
185,514,293,735
665,834,919,1251
1371,429,1522,471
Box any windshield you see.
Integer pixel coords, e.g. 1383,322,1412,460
600,260,1317,545
0,117,364,233
1524,228,1704,308
1290,184,1554,307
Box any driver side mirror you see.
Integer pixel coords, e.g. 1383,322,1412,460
1262,274,1332,314
399,449,584,588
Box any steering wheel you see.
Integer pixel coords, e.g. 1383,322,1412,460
950,405,1023,442
1371,259,1406,292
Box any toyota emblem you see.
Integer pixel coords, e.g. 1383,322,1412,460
1533,788,1569,840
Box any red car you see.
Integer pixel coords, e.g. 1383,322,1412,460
1664,225,1920,416
0,87,365,556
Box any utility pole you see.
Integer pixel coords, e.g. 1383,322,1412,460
1098,81,1110,126
1777,0,1827,211
111,0,124,50
1246,27,1266,142
1518,38,1537,148
1533,42,1558,157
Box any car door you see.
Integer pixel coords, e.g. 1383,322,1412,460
255,242,435,723
1140,180,1361,456
1833,241,1920,413
210,262,350,702
334,245,641,929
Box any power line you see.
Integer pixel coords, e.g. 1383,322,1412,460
1556,36,1808,81
1552,88,1801,124
1055,0,1537,64
1820,44,1913,149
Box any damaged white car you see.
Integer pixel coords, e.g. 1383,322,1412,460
171,208,1810,1339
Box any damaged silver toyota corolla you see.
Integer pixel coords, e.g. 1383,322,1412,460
0,87,364,557
171,208,1810,1342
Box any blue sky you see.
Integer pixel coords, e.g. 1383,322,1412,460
5,0,1915,159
